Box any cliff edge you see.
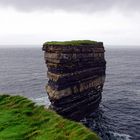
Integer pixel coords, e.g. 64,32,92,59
0,95,100,140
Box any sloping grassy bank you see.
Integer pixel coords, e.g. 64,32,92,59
0,95,100,140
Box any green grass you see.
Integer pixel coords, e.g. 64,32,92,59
43,40,98,46
0,95,100,140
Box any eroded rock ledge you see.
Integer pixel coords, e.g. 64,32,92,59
43,40,106,120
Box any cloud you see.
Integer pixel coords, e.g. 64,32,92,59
0,0,140,12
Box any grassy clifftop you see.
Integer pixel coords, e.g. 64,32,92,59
0,95,100,140
43,40,98,46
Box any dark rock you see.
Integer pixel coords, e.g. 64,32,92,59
43,40,106,120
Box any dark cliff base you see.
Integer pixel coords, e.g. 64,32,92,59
0,95,100,140
50,89,102,121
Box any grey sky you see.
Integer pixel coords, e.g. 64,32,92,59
0,0,140,12
0,0,140,47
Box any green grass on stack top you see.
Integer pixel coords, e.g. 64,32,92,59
43,40,98,46
0,95,100,140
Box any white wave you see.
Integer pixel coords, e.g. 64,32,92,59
32,96,51,107
110,131,132,140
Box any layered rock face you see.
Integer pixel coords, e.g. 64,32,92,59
43,40,106,120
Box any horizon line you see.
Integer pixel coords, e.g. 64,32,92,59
0,44,140,49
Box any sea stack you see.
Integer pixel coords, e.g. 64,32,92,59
42,40,106,120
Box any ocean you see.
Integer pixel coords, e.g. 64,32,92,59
0,46,140,140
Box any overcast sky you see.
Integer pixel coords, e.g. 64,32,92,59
0,0,140,47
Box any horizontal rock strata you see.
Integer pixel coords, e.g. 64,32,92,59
43,40,106,120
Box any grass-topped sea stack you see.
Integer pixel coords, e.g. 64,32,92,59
42,40,106,120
